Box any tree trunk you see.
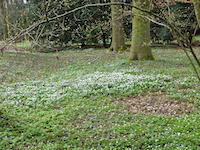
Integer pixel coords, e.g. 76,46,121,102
129,0,154,60
109,0,126,52
6,0,10,38
102,31,106,47
0,0,8,39
193,0,200,28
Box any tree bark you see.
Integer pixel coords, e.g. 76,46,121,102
129,0,154,60
6,0,11,38
193,0,200,28
0,0,8,39
109,0,126,52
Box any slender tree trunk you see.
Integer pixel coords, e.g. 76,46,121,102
129,0,154,60
0,0,8,39
6,0,10,38
109,0,126,52
102,31,106,47
193,0,200,28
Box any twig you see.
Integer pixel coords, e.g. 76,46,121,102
88,56,99,64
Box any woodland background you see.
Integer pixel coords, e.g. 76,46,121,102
1,0,200,149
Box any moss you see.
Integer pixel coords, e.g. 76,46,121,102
149,55,155,60
129,54,155,61
108,46,126,52
108,47,113,51
139,56,148,61
139,55,155,61
116,46,126,52
129,58,134,61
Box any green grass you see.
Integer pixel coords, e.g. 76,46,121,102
193,35,200,42
14,41,32,49
125,39,132,45
0,47,200,149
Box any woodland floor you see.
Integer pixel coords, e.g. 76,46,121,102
1,45,200,149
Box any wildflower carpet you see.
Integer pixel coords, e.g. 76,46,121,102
0,47,200,149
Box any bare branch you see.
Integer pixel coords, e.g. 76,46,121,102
44,0,49,22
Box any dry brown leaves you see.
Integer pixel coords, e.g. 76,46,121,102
115,92,196,117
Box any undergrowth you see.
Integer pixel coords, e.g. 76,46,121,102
0,47,200,149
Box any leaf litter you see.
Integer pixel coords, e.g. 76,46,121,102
115,91,197,117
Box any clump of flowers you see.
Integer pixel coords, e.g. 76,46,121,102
0,69,174,109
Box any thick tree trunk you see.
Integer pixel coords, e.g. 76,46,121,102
193,0,200,28
129,0,154,60
109,0,126,52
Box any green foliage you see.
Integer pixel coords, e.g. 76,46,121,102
193,35,200,41
1,47,200,149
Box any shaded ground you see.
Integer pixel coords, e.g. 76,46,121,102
57,44,178,51
3,41,200,53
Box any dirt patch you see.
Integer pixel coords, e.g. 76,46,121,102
191,46,200,53
114,92,196,117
